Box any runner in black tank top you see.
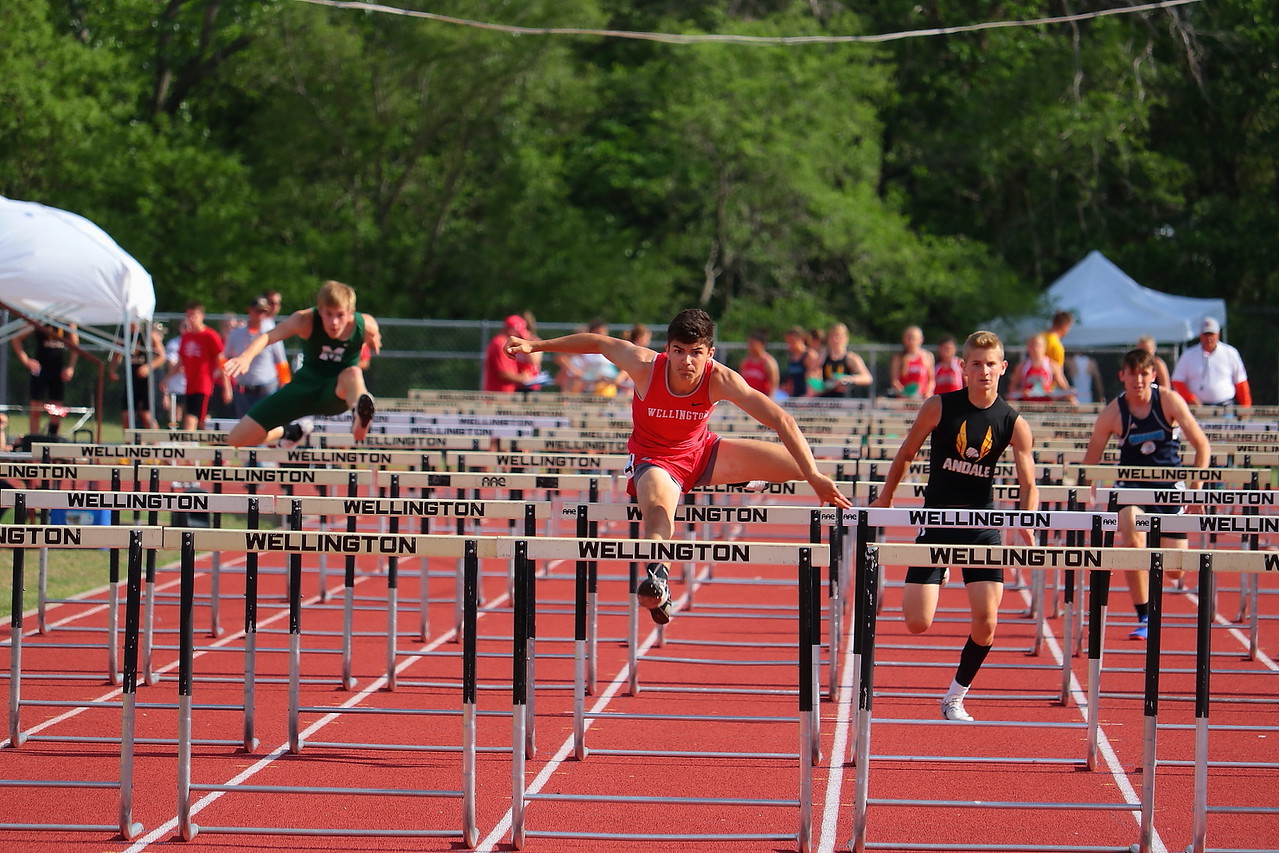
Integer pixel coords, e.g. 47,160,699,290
871,330,1040,722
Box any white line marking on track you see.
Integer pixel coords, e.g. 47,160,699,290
122,568,517,851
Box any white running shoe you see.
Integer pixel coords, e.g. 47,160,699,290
745,480,770,492
941,695,974,722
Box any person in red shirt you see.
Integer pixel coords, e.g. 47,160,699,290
738,328,780,398
933,335,964,394
162,302,231,430
890,324,935,399
506,309,852,623
483,314,539,392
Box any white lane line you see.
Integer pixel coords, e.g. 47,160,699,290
816,613,858,853
474,577,698,851
812,584,1170,853
122,573,518,852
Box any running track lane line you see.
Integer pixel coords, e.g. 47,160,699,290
0,560,223,748
120,555,553,851
809,581,1172,853
473,568,705,852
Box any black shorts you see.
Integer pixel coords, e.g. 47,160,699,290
29,369,65,402
905,526,1004,585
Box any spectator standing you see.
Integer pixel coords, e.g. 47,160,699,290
558,319,617,394
162,320,187,426
782,326,818,399
890,325,935,399
163,302,231,430
263,290,283,326
818,323,872,398
1009,333,1072,402
10,321,78,436
615,323,652,398
1044,310,1073,369
933,335,964,395
1064,351,1105,405
110,322,167,430
483,314,539,393
739,329,780,398
1171,317,1251,407
224,296,291,417
1135,335,1172,389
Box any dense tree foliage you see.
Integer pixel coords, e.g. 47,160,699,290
1,0,1275,397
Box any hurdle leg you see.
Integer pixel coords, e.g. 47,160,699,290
1060,569,1075,705
627,561,639,696
142,546,157,686
461,540,479,849
177,532,198,840
1085,569,1111,770
35,542,50,633
849,545,879,853
242,499,261,752
107,547,121,685
511,541,529,849
574,555,590,758
1186,554,1214,853
118,531,145,841
8,545,26,747
1138,552,1165,853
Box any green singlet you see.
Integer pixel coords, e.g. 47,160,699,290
246,311,366,430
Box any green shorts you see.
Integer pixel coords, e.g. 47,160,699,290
245,369,348,431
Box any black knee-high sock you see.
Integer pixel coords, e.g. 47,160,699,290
955,638,993,688
1135,601,1149,620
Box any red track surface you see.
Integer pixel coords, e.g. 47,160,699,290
3,508,1277,853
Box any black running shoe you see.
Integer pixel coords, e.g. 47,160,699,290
353,393,376,441
636,562,671,623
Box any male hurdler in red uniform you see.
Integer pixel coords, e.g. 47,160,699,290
506,308,851,623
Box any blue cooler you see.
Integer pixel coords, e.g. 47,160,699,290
50,508,113,526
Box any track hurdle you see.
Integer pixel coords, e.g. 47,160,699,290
165,525,482,847
1,487,270,685
507,533,827,852
2,524,152,841
277,492,553,691
1174,548,1279,853
849,540,1186,853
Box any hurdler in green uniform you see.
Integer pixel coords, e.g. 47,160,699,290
224,280,380,447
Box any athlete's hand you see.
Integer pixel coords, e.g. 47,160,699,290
366,326,382,355
505,336,534,355
809,473,852,509
869,491,893,509
223,356,247,379
1015,527,1036,548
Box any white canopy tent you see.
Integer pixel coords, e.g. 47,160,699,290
0,196,157,434
1048,251,1225,347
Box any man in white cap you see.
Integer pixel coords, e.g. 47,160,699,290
1171,317,1251,407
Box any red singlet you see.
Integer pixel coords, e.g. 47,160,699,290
739,355,773,396
934,357,963,394
898,352,929,397
1019,357,1055,402
627,353,720,493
